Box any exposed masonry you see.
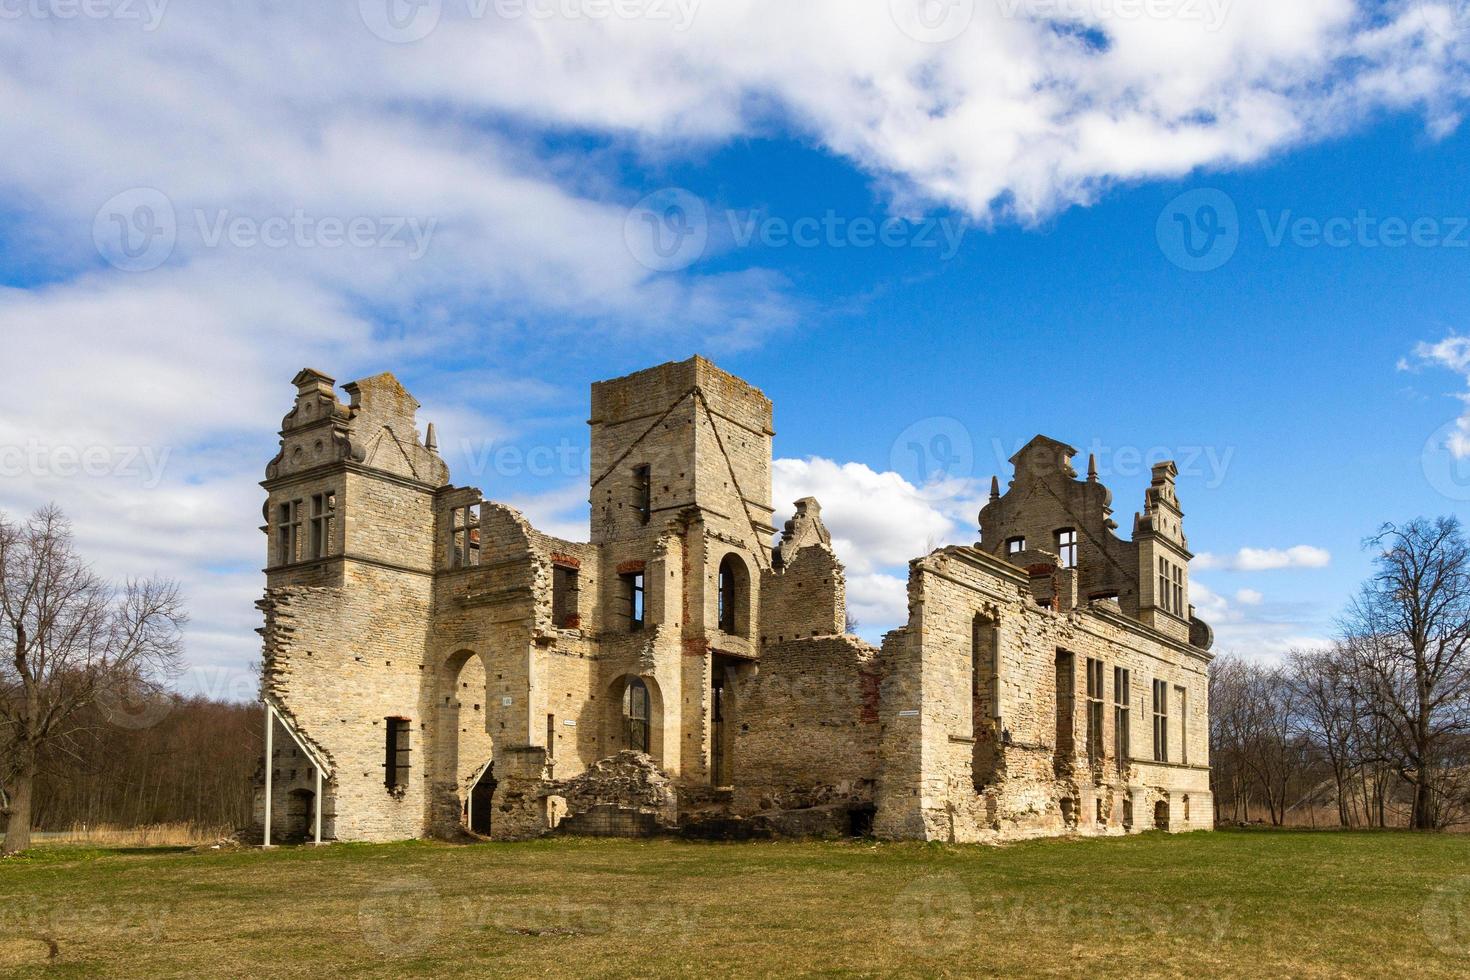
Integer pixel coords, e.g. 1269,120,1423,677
251,357,1214,844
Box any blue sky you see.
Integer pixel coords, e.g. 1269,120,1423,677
3,1,1470,695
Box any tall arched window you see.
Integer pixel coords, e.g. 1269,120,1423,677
718,553,750,636
623,677,651,753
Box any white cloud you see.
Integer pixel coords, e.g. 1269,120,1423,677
845,573,911,637
770,455,987,642
1194,545,1332,571
772,457,983,574
0,1,1461,693
1405,334,1470,457
1192,580,1329,658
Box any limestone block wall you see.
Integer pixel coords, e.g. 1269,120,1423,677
759,544,845,647
259,560,433,843
731,636,879,814
871,545,1213,842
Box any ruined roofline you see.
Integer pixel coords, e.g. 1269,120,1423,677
589,354,774,429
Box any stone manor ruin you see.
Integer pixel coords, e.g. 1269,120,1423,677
252,357,1213,844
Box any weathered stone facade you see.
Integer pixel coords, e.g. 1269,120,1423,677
253,357,1213,844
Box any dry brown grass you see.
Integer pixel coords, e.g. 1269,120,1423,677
39,823,231,848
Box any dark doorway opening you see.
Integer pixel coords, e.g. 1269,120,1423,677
469,766,496,836
287,788,314,842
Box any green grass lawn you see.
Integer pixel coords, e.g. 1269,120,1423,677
1,829,1467,977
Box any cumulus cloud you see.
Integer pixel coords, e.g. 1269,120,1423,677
1235,588,1265,606
771,456,986,641
1194,545,1332,571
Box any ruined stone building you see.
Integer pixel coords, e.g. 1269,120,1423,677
253,357,1214,845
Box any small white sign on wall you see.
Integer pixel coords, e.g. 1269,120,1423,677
563,719,577,727
501,696,513,707
898,709,920,718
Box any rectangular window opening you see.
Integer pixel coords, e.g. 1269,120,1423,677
1175,685,1188,765
1085,657,1104,763
1054,650,1075,767
1114,667,1131,763
622,571,646,631
384,717,411,790
552,564,580,628
451,503,482,568
1056,529,1078,569
276,499,303,566
1152,679,1169,763
633,465,651,525
309,491,336,559
1006,536,1026,556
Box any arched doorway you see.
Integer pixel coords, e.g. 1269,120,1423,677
1154,799,1170,831
608,674,664,764
624,677,651,752
718,553,751,635
435,649,494,836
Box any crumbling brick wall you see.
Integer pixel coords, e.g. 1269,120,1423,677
731,635,879,814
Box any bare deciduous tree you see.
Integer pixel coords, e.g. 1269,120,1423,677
1287,645,1359,827
1342,517,1470,830
0,505,185,854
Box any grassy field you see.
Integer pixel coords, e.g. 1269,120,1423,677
1,829,1467,977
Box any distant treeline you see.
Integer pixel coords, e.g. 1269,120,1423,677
29,696,261,832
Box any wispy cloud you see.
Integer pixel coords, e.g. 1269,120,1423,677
1195,545,1332,571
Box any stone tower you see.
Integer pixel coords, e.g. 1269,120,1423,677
587,357,777,785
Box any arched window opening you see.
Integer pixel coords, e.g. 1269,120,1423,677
624,678,651,753
717,553,750,636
